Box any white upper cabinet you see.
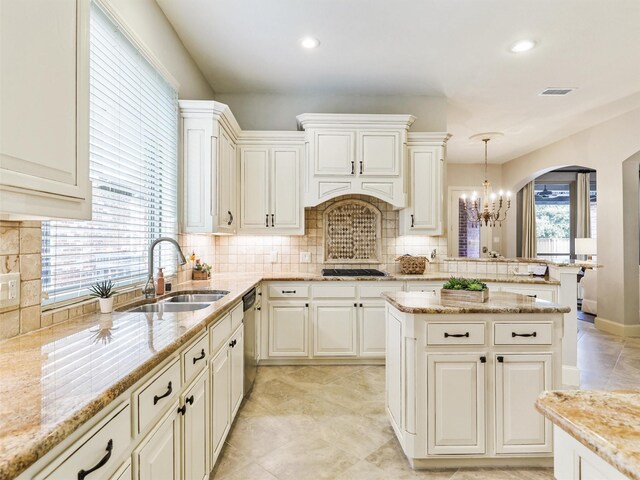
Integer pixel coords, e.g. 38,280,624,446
238,132,304,235
297,114,416,207
0,0,91,220
179,101,240,234
400,134,450,236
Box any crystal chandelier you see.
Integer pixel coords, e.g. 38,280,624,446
461,134,511,227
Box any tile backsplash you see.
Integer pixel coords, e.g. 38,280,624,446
214,195,447,274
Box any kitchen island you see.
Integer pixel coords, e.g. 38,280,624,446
383,290,570,469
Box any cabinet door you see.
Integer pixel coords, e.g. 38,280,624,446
358,131,401,176
495,354,552,454
313,302,357,356
230,325,244,418
314,131,356,176
0,0,90,218
427,354,485,455
240,147,270,230
216,127,236,233
183,371,209,480
210,347,230,461
359,302,386,357
111,462,131,480
136,405,181,480
182,117,214,232
268,302,309,357
386,308,402,431
407,147,442,233
271,147,301,230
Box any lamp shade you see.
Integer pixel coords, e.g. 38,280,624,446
575,237,597,256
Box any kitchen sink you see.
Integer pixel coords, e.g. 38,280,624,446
127,302,210,313
165,292,229,303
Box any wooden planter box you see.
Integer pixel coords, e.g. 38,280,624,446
192,270,210,280
441,288,489,303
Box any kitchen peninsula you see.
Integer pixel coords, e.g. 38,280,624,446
383,290,569,468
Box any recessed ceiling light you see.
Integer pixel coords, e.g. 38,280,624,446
510,39,536,53
301,37,320,49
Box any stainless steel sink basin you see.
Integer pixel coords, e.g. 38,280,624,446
127,302,210,313
164,292,229,303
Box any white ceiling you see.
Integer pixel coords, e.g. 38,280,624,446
156,0,640,163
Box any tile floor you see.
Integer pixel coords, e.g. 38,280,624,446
211,321,640,480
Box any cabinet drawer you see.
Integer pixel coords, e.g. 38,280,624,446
500,286,555,302
494,322,553,345
210,313,232,354
40,403,131,480
358,284,403,299
136,359,181,433
427,323,485,345
182,332,208,384
312,284,356,298
231,301,244,331
268,285,309,298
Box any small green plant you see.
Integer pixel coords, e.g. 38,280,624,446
89,280,116,298
194,259,212,274
442,277,487,291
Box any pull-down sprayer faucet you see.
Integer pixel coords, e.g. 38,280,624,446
144,237,187,298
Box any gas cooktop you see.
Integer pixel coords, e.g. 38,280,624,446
321,268,389,277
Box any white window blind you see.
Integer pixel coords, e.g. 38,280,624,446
42,2,178,305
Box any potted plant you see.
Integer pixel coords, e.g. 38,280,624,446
193,259,212,280
90,280,116,313
441,277,489,303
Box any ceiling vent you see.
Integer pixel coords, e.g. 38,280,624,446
539,87,576,96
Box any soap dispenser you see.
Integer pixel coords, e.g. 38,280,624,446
155,267,165,296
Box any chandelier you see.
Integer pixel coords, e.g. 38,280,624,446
461,134,511,227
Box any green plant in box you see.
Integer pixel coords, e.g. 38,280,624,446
442,277,488,291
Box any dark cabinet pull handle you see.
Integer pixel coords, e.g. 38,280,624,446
359,160,364,174
256,306,261,311
178,405,186,415
153,381,172,405
512,332,537,338
527,294,537,298
228,210,233,226
351,160,355,175
229,339,237,348
305,303,309,307
282,290,296,294
265,214,269,227
354,303,358,307
444,332,469,338
411,214,415,228
77,439,113,480
192,348,206,364
360,303,363,307
271,214,275,227
497,356,504,363
186,395,194,405
480,356,486,363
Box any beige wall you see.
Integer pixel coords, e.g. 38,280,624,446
213,93,447,131
499,107,640,335
105,0,214,99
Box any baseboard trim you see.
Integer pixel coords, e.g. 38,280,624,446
595,316,640,337
562,365,581,388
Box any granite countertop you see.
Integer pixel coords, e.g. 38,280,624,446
444,256,600,268
382,290,571,314
0,273,262,480
536,390,640,480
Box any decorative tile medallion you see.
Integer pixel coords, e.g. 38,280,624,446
324,199,382,263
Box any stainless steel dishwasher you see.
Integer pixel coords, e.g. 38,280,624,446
242,288,258,393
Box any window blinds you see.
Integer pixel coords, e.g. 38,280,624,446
42,2,179,305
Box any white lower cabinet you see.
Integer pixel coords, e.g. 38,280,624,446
386,308,403,431
230,325,245,418
359,301,386,357
135,403,181,480
313,301,357,356
268,301,309,357
495,354,552,454
210,346,231,462
427,353,486,455
182,370,209,480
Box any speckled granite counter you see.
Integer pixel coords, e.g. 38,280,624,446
382,291,571,314
536,390,640,480
0,271,560,479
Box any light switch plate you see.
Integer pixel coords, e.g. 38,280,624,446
0,273,20,309
269,250,279,263
300,252,311,263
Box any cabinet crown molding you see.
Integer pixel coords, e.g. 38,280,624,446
407,132,452,146
179,100,242,140
237,131,306,145
296,113,416,131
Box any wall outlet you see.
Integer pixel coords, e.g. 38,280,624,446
300,252,311,263
269,250,279,263
0,273,20,309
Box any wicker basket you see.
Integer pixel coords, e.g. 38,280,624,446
192,270,210,280
396,255,428,274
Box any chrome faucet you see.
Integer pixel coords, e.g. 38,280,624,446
144,237,187,298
